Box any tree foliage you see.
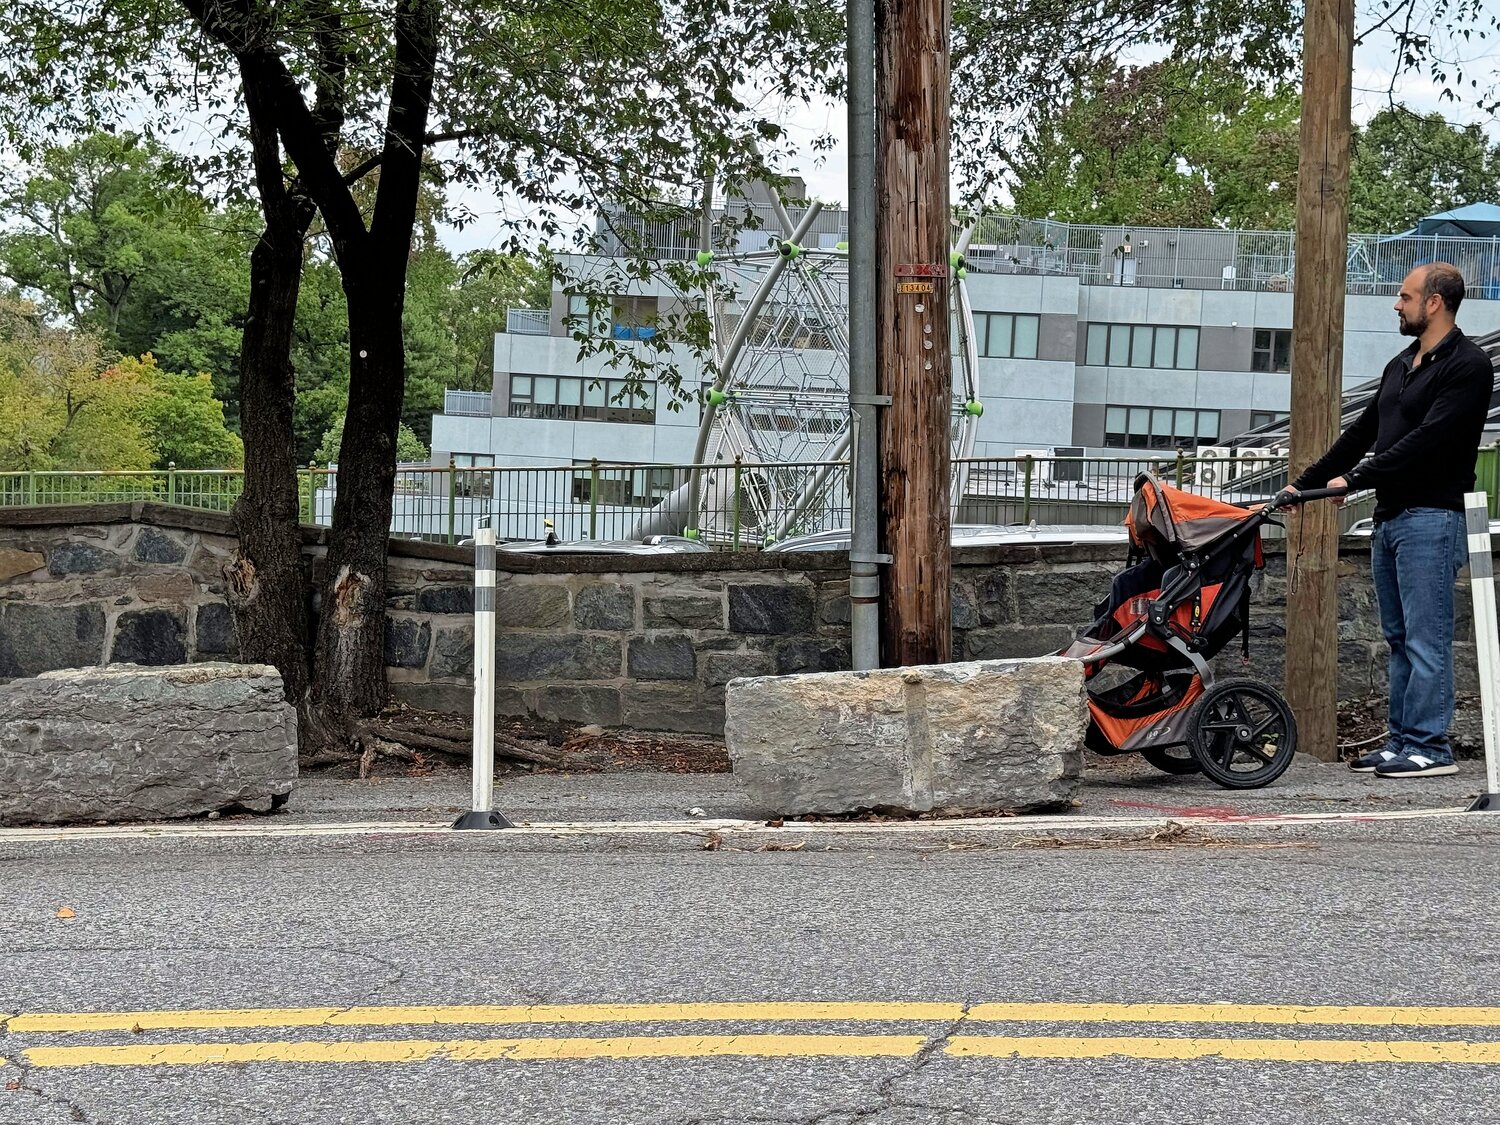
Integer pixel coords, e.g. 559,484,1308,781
1008,58,1302,228
0,297,242,471
1349,106,1500,232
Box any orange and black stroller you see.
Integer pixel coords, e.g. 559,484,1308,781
1059,473,1344,789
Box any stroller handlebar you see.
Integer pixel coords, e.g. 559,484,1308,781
1271,486,1350,510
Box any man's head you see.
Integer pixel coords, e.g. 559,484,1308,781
1394,263,1465,338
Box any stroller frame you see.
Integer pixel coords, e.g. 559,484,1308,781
1062,475,1345,790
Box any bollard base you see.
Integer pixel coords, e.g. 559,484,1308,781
1466,792,1500,813
451,810,515,830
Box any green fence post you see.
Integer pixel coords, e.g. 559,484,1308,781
447,457,457,545
304,462,316,524
589,458,600,540
166,462,177,506
26,469,36,506
1022,455,1034,523
732,457,743,551
1175,449,1185,488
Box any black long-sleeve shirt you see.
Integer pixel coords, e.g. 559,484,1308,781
1293,327,1494,521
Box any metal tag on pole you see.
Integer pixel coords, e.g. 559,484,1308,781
453,517,514,829
1462,493,1500,812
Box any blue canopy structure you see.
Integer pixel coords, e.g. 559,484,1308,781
1411,203,1500,238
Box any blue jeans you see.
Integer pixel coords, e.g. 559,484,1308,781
1371,508,1467,761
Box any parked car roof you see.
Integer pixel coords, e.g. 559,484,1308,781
762,522,1129,553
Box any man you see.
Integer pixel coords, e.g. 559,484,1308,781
1289,263,1493,777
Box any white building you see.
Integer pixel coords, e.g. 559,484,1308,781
428,206,1500,539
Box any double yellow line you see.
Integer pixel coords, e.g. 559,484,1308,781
7,1001,1500,1069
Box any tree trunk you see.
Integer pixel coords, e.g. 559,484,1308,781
227,201,315,710
308,271,408,731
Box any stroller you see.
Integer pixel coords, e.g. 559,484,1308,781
1058,473,1344,790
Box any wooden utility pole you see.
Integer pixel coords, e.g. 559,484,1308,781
875,0,952,666
1286,0,1356,759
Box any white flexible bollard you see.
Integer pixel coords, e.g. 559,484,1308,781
453,517,513,829
1463,493,1500,812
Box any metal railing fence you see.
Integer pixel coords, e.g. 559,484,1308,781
11,449,1499,546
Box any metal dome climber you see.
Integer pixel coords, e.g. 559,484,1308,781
635,199,983,547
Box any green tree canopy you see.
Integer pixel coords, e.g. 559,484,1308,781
1349,106,1500,233
314,414,427,466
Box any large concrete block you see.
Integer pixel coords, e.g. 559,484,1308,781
726,657,1085,815
0,663,297,825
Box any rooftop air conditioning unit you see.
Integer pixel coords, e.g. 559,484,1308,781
1016,447,1086,484
1052,445,1086,482
1194,445,1236,487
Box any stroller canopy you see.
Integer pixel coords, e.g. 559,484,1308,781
1127,473,1255,553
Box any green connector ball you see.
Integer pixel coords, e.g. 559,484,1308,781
965,400,984,417
957,267,968,279
835,241,849,252
684,528,701,540
778,240,801,259
708,388,727,407
950,250,963,268
695,250,715,266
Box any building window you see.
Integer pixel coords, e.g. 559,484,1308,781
1103,405,1219,450
509,374,655,424
571,463,676,507
1252,328,1292,373
1250,411,1286,429
977,313,1041,359
452,453,494,498
1085,323,1199,369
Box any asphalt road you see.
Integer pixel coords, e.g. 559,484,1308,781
3,815,1499,1124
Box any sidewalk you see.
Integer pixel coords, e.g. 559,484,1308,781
281,753,1484,826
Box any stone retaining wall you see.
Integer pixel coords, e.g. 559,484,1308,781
0,503,1486,735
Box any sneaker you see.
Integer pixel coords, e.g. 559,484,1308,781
1349,747,1402,773
1374,753,1459,778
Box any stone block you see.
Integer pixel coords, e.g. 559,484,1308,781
701,651,777,687
726,657,1085,815
960,625,1073,661
534,684,622,727
195,602,238,657
728,584,814,634
0,663,297,825
643,594,722,630
976,571,1013,625
415,586,474,614
0,602,106,677
621,682,723,734
48,542,117,577
111,608,187,666
1014,568,1114,626
133,528,187,565
629,635,697,680
818,586,851,626
576,584,635,631
384,617,432,669
0,548,45,583
496,583,571,629
430,626,473,679
495,633,622,682
773,637,852,675
951,583,980,630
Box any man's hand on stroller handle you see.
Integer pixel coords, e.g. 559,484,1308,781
1276,478,1351,508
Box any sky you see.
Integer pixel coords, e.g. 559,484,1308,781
434,18,1500,256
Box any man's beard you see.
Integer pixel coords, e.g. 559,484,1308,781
1399,310,1428,337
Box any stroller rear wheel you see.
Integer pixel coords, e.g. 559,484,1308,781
1188,678,1297,789
1141,746,1201,775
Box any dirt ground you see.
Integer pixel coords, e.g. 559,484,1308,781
340,691,1475,781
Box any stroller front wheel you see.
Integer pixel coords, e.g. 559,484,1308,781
1187,678,1298,790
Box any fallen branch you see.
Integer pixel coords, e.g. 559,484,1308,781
357,720,562,767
